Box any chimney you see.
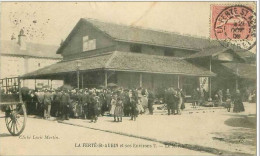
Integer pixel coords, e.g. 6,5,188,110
18,29,26,50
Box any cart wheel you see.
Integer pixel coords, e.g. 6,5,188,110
5,103,27,136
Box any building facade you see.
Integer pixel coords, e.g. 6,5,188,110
1,30,63,91
22,18,256,99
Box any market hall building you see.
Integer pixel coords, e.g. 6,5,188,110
22,18,256,98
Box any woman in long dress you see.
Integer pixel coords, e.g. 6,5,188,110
141,90,148,113
110,94,117,117
137,97,145,114
114,97,123,122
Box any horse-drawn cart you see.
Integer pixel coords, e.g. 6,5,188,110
0,78,27,136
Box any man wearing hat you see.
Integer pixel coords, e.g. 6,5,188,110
122,89,131,116
36,89,44,117
147,89,155,115
52,89,62,117
60,90,70,120
88,91,98,123
81,89,90,119
43,88,53,119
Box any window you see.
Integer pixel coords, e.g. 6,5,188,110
130,44,141,53
164,49,175,57
83,35,96,52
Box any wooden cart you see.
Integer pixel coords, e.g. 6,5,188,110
0,77,27,136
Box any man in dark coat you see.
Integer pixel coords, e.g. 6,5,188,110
52,90,62,117
180,89,186,110
192,88,200,108
165,88,176,115
123,89,131,116
60,90,70,120
36,89,44,116
106,90,112,114
81,90,90,119
30,91,38,115
130,90,138,121
233,89,245,112
99,91,107,116
88,91,98,123
74,90,82,118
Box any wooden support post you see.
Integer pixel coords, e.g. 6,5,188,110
209,57,212,101
5,78,8,94
18,77,22,102
151,74,154,89
139,73,143,88
81,74,84,89
104,71,108,88
50,80,52,89
177,75,180,89
35,79,37,90
235,79,238,90
14,78,16,91
236,64,239,90
77,70,80,89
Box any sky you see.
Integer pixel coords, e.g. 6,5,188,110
0,1,256,53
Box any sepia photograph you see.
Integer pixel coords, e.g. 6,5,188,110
0,1,258,155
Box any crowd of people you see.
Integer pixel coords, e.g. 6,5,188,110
2,85,254,122
164,88,185,115
190,86,256,113
22,87,155,122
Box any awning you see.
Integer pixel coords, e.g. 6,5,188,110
22,51,216,79
185,45,255,62
185,46,229,59
221,63,256,80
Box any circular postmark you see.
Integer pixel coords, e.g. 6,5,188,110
214,5,256,51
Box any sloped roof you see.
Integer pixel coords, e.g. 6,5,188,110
57,18,255,61
185,46,256,63
185,46,229,59
1,40,62,59
221,63,256,80
85,18,221,50
22,51,215,79
235,51,256,58
185,45,256,59
57,18,223,54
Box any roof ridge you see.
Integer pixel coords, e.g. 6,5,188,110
1,39,59,47
83,18,210,41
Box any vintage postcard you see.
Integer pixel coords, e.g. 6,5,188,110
0,1,258,156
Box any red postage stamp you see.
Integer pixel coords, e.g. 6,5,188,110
210,5,256,51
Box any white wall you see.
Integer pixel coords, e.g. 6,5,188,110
27,57,59,73
1,55,60,78
1,55,63,89
0,56,25,78
22,79,63,90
